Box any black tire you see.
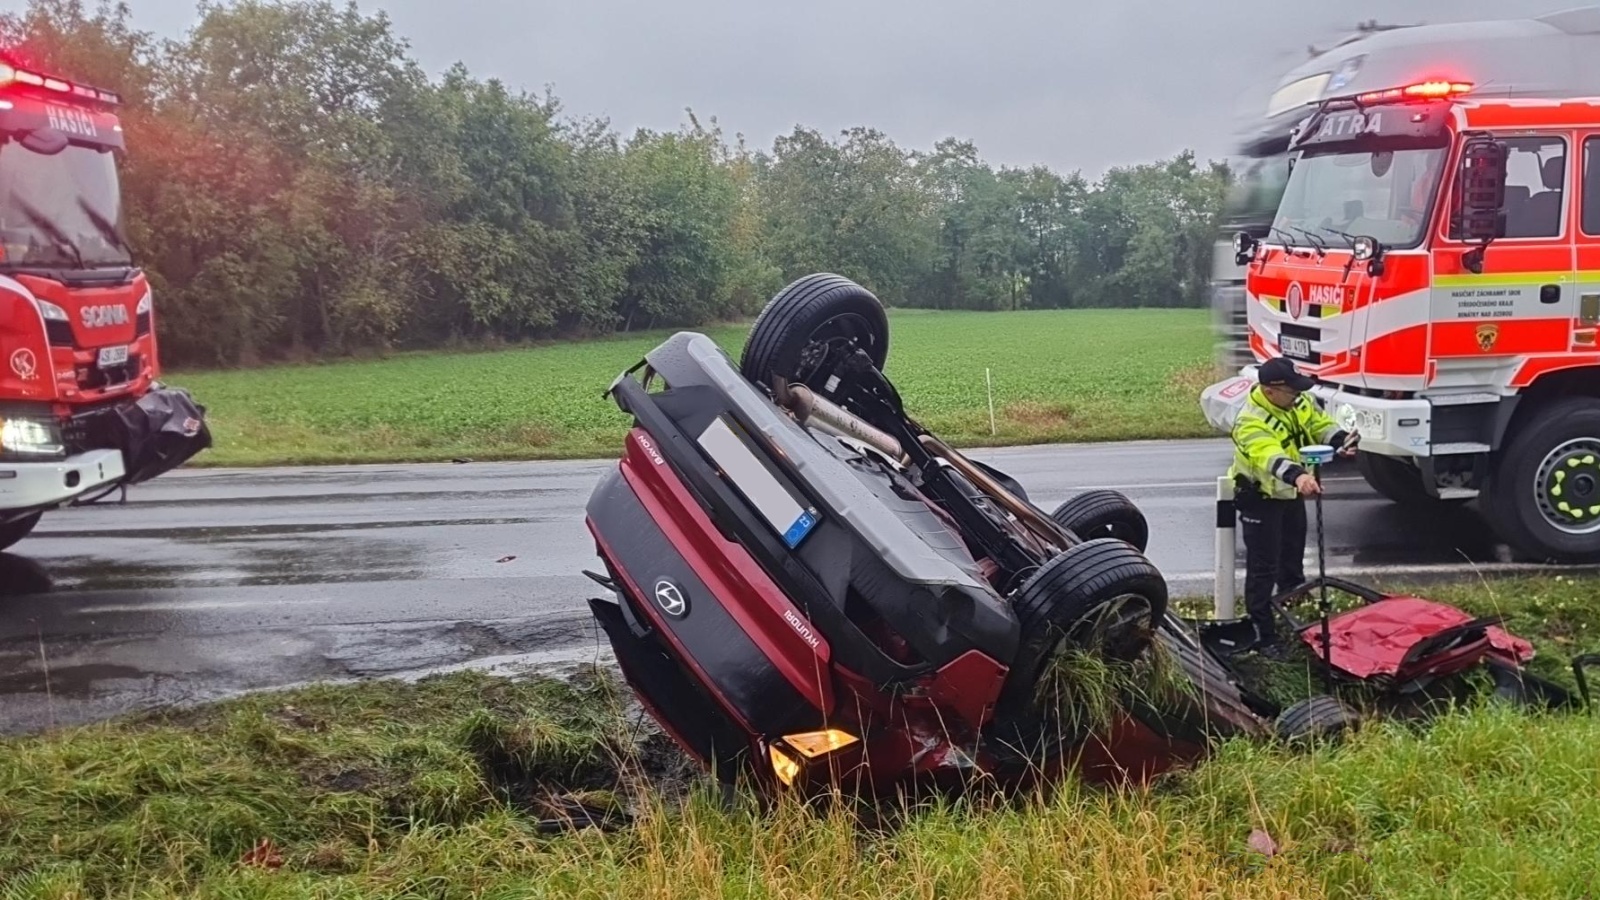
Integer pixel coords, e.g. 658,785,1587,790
987,539,1168,763
998,538,1169,715
1126,616,1271,746
1484,397,1600,562
1274,694,1360,744
0,512,41,552
739,273,890,393
1357,453,1462,506
1049,490,1149,552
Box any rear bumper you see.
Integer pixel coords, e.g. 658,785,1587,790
0,449,125,513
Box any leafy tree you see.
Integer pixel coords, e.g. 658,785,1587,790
0,0,1232,368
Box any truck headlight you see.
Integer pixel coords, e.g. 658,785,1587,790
1336,403,1358,433
0,415,66,459
33,299,69,321
136,290,152,314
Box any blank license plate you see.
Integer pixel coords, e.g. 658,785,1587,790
695,415,821,549
1278,335,1312,360
98,345,129,367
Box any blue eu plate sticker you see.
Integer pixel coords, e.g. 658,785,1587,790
783,508,820,548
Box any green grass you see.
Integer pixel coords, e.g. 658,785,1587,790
5,575,1600,898
168,308,1218,467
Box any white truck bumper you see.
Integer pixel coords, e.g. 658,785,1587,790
1201,365,1432,458
1308,386,1433,458
0,449,127,512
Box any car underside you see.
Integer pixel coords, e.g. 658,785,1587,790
583,273,1176,795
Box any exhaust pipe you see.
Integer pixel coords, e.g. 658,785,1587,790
771,378,1069,554
772,378,907,462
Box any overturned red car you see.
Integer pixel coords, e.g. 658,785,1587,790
583,274,1170,795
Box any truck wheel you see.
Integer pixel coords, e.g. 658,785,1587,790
0,512,41,551
739,273,890,393
989,539,1168,761
1049,490,1149,552
1357,453,1447,505
1485,398,1600,562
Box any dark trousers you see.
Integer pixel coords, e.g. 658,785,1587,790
1236,491,1307,640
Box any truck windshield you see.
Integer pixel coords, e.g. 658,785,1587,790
0,133,130,270
1271,147,1448,249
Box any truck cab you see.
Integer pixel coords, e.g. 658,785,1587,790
0,55,209,551
1235,79,1600,562
1208,7,1600,380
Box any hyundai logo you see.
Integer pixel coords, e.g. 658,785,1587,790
653,579,687,618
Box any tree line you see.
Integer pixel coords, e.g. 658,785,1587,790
3,0,1232,368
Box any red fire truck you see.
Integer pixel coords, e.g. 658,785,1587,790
1224,77,1600,562
0,54,209,551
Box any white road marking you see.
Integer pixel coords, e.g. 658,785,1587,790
1163,561,1586,582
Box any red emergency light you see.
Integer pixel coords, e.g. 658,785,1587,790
0,60,121,106
1356,81,1474,105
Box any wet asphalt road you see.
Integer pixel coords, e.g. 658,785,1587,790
0,438,1558,734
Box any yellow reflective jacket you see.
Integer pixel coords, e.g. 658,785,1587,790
1229,386,1345,500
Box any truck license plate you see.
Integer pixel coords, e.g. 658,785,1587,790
1278,335,1312,360
98,345,129,368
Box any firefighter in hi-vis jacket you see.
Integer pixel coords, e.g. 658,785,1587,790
1228,357,1357,652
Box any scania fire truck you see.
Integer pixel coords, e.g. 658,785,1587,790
1211,7,1600,371
1223,76,1600,562
0,54,210,551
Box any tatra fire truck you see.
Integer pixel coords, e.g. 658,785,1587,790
1219,77,1600,562
1210,7,1600,372
0,55,210,551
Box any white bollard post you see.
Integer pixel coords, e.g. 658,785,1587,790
1214,475,1236,619
985,367,997,436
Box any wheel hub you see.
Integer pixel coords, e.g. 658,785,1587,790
795,313,875,383
1535,438,1600,534
1068,593,1156,662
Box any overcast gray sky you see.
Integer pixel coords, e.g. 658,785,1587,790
124,0,1586,176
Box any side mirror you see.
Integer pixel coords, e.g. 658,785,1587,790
1456,135,1507,273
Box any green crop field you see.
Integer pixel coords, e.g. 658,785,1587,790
171,308,1220,467
3,574,1598,899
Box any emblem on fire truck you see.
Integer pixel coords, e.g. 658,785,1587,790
9,348,37,381
1286,282,1305,320
1476,323,1499,352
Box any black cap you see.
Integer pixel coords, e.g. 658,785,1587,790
1258,357,1314,392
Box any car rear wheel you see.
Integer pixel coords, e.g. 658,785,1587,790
1274,694,1360,744
739,273,890,394
989,539,1168,759
1049,490,1149,552
0,512,41,552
